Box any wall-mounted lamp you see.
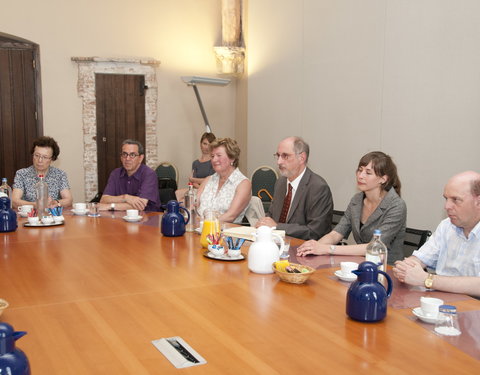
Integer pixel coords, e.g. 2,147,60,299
181,76,231,133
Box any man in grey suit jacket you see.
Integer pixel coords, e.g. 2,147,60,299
255,137,333,240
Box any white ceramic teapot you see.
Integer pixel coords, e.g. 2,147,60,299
248,226,285,274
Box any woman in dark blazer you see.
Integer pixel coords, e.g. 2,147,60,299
297,151,406,263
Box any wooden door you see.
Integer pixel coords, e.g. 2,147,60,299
95,74,146,192
0,33,43,184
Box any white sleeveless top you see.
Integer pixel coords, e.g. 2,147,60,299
198,168,248,223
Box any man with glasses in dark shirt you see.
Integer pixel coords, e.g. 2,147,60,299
99,139,160,212
255,136,333,240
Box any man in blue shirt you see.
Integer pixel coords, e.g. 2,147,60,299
393,171,480,297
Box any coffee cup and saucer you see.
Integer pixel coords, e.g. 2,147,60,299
18,205,34,218
412,297,444,324
72,203,88,215
334,261,358,282
123,209,142,222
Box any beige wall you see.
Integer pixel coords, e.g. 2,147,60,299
3,0,480,231
1,0,237,200
247,0,480,231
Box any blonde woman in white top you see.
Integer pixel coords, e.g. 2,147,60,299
197,138,251,223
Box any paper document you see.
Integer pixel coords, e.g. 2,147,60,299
223,226,285,241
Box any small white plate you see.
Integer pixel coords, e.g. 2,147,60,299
334,270,357,282
123,215,143,222
72,209,88,216
412,307,440,324
203,251,245,261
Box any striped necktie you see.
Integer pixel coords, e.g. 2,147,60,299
279,183,293,223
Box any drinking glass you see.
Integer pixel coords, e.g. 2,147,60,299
280,238,290,259
434,305,461,336
200,210,220,248
88,202,100,217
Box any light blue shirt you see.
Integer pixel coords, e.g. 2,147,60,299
413,218,480,276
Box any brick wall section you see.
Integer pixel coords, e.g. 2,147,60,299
71,57,160,201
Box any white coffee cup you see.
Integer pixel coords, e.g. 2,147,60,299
27,216,39,225
53,215,65,223
41,216,54,224
228,248,241,258
18,205,34,214
420,297,444,317
340,262,358,276
126,209,139,218
73,203,87,211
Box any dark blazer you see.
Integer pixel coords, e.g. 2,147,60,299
267,167,333,240
334,188,407,263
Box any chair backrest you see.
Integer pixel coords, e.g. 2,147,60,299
331,210,344,230
155,162,178,184
403,227,432,257
244,196,266,227
251,166,278,202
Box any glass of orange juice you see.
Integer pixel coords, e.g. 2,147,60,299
200,210,220,248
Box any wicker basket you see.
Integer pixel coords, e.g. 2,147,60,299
272,262,315,284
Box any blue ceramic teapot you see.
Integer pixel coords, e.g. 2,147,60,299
0,323,30,375
161,200,190,237
0,197,17,233
346,261,392,322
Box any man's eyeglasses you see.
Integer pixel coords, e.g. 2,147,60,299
273,153,296,161
33,153,52,161
120,152,140,159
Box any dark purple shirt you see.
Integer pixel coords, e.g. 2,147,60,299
103,164,160,211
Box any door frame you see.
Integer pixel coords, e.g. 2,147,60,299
71,57,160,201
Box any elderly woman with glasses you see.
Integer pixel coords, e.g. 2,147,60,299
12,136,73,209
196,138,251,224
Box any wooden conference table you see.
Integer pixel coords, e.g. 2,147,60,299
0,212,479,374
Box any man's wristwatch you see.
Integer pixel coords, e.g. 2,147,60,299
424,273,434,289
329,245,336,255
109,203,115,211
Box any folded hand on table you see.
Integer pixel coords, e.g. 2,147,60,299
124,195,147,211
296,240,329,256
255,217,277,228
393,258,427,286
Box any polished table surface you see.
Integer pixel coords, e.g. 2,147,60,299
0,212,479,374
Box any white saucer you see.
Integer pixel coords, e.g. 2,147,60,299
334,270,357,282
203,251,245,261
123,215,142,222
72,209,88,216
412,307,441,324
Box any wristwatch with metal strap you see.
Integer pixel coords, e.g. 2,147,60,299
424,273,434,289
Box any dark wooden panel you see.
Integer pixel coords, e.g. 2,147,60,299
0,45,40,185
95,74,146,193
